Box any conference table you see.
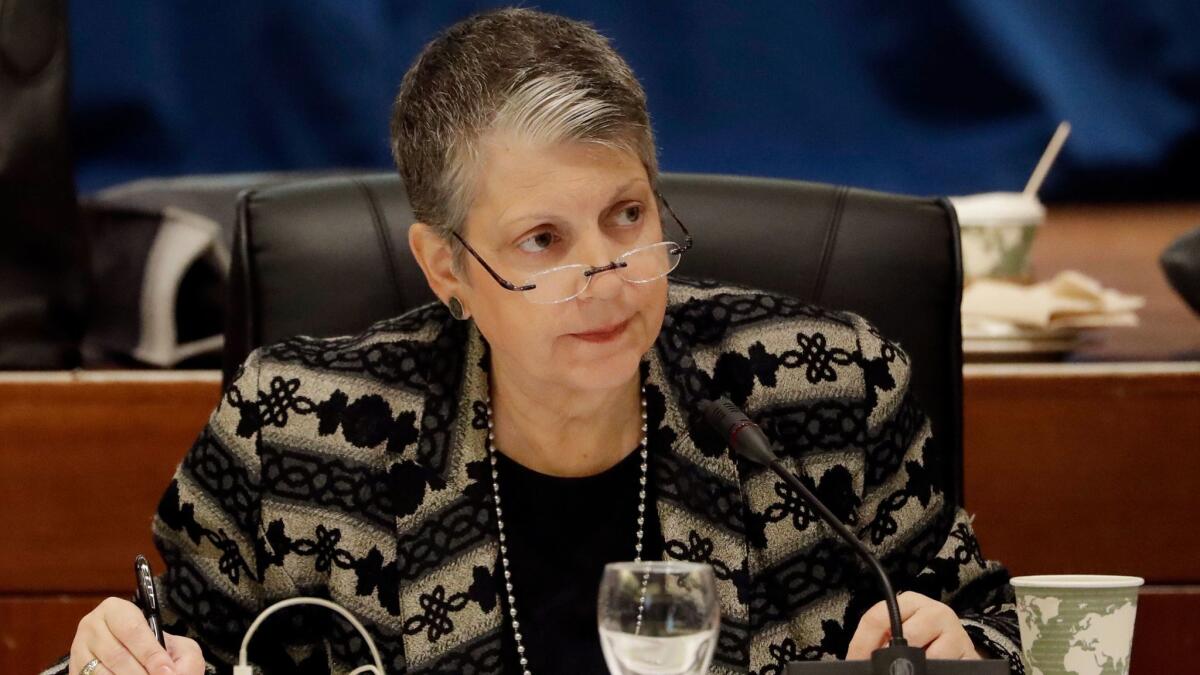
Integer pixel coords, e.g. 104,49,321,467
2,203,1197,673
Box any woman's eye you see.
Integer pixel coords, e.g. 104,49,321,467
615,204,642,226
517,230,558,254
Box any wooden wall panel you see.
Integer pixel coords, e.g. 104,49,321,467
0,374,220,593
1130,587,1200,674
0,594,108,674
963,366,1200,582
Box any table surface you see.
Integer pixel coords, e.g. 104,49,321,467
1029,202,1200,362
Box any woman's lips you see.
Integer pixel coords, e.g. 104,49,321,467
570,318,631,343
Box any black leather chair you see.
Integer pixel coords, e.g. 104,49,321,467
0,0,84,368
226,172,966,504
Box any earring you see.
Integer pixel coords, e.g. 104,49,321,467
447,296,469,321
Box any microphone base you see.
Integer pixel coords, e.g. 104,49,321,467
787,651,1009,675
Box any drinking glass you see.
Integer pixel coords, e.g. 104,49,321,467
597,561,720,675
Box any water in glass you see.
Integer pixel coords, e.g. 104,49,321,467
597,561,719,675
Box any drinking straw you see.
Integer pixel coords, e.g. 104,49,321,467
1024,121,1072,196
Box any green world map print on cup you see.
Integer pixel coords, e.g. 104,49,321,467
1012,575,1143,675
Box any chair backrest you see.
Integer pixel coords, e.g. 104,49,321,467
227,172,965,504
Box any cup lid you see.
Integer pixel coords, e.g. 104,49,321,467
1010,574,1144,589
950,191,1046,227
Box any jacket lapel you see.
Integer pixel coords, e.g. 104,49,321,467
391,319,505,672
645,345,754,672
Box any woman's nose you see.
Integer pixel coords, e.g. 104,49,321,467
573,238,626,300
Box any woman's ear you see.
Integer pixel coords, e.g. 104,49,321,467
408,222,462,304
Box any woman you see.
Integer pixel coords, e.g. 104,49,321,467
56,8,1022,675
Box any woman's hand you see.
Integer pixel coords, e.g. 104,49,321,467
69,597,205,675
847,591,984,661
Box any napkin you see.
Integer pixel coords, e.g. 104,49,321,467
962,270,1144,330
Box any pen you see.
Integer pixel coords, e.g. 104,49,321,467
133,554,166,647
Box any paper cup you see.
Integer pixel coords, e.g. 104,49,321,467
1011,575,1143,675
950,192,1046,282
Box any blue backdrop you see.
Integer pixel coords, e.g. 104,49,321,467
69,1,1200,199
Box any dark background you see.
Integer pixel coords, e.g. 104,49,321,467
69,1,1200,200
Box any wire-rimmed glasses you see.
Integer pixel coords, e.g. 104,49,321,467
452,192,693,305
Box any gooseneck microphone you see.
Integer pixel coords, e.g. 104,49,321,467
699,398,1008,675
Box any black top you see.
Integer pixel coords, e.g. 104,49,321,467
494,445,664,674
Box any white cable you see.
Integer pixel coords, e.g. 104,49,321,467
233,597,385,675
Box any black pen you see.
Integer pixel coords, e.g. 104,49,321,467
133,554,166,647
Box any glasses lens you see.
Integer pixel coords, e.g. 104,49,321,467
523,265,589,304
618,242,682,283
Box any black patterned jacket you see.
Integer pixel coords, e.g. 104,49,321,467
46,280,1023,674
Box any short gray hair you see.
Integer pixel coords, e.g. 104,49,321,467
389,8,658,249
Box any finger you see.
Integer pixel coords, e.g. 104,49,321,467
83,622,149,675
847,592,928,659
165,634,206,673
898,604,956,649
88,659,116,675
846,600,890,659
895,591,937,614
865,591,930,632
845,624,885,659
925,631,973,660
71,654,115,675
70,627,93,671
71,604,122,674
102,602,174,675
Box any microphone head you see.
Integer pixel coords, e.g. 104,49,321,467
700,397,780,466
698,397,745,435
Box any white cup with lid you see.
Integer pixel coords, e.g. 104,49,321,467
950,191,1046,282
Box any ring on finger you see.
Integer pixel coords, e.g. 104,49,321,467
80,658,101,675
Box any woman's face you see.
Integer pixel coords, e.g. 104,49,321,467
453,134,668,394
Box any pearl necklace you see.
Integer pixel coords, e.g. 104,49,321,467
484,385,650,675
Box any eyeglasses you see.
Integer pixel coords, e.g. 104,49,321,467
452,192,694,304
